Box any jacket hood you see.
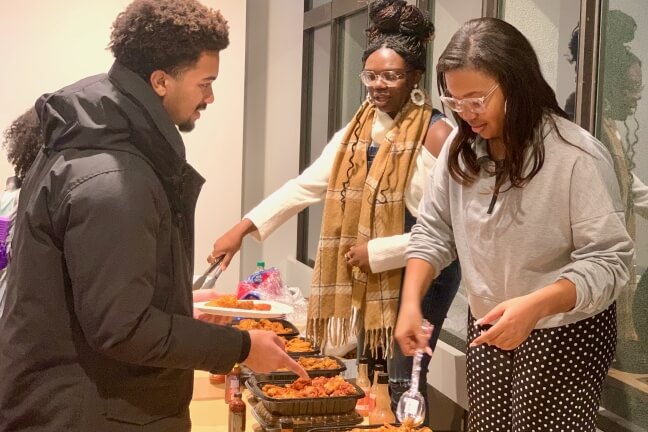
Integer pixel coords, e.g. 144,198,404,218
34,62,205,259
35,62,188,178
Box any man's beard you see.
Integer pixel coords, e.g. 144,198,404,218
178,120,196,132
178,103,207,133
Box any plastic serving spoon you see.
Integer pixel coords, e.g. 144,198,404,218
395,319,432,426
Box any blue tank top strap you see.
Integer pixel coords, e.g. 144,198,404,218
430,108,445,126
367,145,379,170
404,207,417,233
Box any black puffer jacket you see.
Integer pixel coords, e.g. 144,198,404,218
0,62,248,431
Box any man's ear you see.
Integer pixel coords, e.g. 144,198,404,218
150,70,168,97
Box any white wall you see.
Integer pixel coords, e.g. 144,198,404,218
0,0,129,181
240,0,305,282
0,0,247,291
189,0,247,291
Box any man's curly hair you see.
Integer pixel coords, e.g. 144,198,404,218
109,0,229,82
3,108,43,184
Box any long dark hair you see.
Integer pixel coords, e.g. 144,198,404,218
437,18,568,191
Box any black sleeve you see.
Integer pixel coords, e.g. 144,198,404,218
237,330,251,363
58,164,243,373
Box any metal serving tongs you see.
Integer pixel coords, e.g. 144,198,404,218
192,255,225,290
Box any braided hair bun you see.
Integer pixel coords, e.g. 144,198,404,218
363,0,434,70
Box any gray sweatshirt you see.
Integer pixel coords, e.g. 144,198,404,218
407,115,634,328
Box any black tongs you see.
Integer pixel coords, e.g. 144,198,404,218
192,255,225,290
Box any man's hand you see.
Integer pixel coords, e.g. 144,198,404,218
345,242,371,274
243,330,309,379
192,288,232,325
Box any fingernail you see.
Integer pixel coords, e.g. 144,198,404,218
469,342,477,348
474,319,482,327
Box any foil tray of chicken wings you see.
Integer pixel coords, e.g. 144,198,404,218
247,355,347,381
232,318,300,338
245,375,364,416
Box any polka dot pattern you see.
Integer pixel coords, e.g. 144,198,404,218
465,303,616,432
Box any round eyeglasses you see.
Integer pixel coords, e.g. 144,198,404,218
359,70,409,87
440,83,499,114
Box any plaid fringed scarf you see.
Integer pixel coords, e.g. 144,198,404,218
306,98,432,357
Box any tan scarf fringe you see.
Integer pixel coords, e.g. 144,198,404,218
307,311,393,358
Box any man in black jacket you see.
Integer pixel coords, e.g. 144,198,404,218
0,1,305,430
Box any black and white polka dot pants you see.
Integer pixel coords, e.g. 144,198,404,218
466,303,616,432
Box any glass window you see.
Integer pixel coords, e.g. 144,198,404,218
302,8,368,267
596,2,648,430
336,10,368,130
303,25,332,265
306,0,330,12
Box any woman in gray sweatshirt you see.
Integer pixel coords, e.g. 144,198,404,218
395,18,634,432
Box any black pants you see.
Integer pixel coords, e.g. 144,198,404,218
466,303,616,432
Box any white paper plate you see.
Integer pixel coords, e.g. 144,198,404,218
194,300,294,318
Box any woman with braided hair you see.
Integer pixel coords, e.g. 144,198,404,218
210,0,460,423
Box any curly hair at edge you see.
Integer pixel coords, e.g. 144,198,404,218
3,108,43,185
108,0,230,82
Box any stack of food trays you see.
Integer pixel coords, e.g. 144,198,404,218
234,318,339,386
236,317,365,431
